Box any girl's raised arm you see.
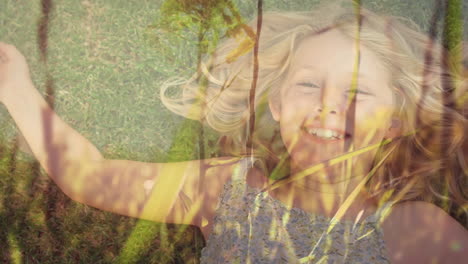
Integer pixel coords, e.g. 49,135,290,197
0,42,238,228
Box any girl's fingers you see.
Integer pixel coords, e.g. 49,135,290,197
0,50,7,61
0,43,7,59
0,43,11,62
0,42,10,52
0,42,13,49
0,42,20,60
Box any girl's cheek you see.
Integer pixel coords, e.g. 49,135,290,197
356,103,394,121
283,95,315,117
354,106,394,143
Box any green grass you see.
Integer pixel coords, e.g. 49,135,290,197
0,0,466,263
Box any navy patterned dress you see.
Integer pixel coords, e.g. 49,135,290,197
200,158,392,264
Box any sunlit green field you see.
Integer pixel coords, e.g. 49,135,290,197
0,0,465,263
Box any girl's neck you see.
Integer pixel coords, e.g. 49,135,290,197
266,166,378,219
270,183,377,220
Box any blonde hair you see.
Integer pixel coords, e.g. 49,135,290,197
160,3,467,224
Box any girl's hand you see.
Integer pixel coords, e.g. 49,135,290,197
0,42,32,103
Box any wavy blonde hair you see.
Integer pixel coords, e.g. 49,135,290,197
160,3,468,224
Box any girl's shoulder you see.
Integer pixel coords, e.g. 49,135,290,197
381,201,467,263
197,156,255,238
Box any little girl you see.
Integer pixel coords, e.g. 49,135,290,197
0,2,467,263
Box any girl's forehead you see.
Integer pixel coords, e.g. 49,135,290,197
289,29,390,83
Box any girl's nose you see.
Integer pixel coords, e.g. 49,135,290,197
317,106,338,115
317,85,345,115
314,104,343,124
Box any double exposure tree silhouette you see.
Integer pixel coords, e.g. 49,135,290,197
118,1,261,263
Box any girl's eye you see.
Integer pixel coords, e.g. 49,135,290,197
295,82,320,94
345,89,374,96
297,82,319,88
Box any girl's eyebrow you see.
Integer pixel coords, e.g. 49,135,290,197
300,65,319,70
346,71,372,80
293,64,321,72
347,72,382,84
298,66,371,79
293,66,379,86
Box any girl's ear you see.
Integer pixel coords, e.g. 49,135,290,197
269,97,281,122
385,118,402,139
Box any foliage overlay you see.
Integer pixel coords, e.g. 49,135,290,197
0,0,466,263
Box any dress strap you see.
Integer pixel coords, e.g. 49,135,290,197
368,201,395,225
217,156,257,207
231,156,256,182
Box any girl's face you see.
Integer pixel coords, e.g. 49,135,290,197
270,29,399,183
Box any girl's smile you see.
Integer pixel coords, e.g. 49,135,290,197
301,125,350,142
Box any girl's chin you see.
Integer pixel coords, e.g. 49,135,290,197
289,150,346,166
289,164,365,186
289,154,368,176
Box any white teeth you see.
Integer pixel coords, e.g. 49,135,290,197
306,128,344,139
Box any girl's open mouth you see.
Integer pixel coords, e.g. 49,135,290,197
302,127,351,142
